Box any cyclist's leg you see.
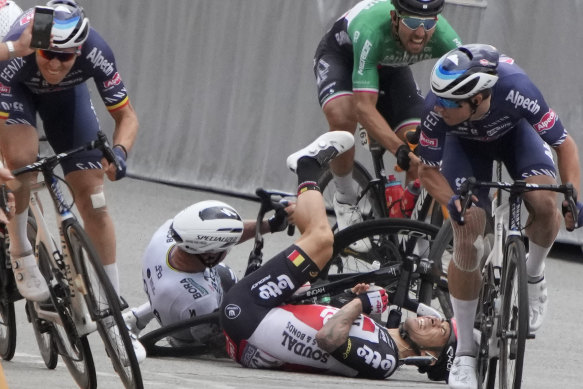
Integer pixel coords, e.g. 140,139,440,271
314,36,361,226
39,85,120,290
0,87,49,301
377,66,423,183
221,132,354,358
440,136,492,385
502,121,558,331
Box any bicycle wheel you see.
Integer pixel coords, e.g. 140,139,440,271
138,312,224,358
66,221,143,389
475,264,498,389
0,300,15,361
328,218,451,319
498,238,528,389
0,227,17,361
318,161,384,228
26,217,58,369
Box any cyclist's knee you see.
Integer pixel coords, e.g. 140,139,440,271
451,207,486,272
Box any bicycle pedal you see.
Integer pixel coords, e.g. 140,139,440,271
527,332,536,339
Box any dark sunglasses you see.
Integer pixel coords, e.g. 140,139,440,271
436,97,464,109
399,14,438,31
38,49,77,62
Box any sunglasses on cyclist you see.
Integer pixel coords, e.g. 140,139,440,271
436,97,464,109
37,49,78,62
399,14,438,31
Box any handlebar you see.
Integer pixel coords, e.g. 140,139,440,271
244,187,296,276
457,177,578,227
11,130,119,177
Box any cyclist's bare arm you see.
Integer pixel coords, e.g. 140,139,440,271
418,164,455,208
554,135,582,230
103,102,139,180
554,135,581,197
316,296,363,353
354,91,406,155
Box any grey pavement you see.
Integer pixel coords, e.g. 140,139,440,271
2,177,582,388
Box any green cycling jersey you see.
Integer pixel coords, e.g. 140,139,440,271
343,0,462,91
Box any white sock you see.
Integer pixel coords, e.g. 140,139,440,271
7,210,33,256
451,296,479,357
333,171,357,204
103,263,120,295
133,302,155,329
526,241,549,280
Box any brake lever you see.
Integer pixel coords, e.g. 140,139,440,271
96,131,122,173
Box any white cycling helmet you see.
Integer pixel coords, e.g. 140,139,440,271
46,0,89,50
0,1,23,41
430,44,499,100
170,200,243,256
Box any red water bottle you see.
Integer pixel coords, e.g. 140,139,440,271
401,179,421,218
385,175,404,218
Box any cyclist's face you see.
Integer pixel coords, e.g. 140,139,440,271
434,101,472,126
35,50,78,85
392,12,437,54
403,316,450,350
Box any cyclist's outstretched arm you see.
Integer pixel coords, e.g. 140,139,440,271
103,102,139,181
418,163,454,208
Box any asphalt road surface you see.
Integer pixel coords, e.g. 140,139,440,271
2,177,582,388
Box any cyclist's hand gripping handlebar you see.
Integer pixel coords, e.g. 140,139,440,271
96,131,126,180
449,177,477,225
561,184,580,231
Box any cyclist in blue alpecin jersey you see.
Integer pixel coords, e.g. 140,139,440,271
314,0,462,233
0,1,141,358
417,43,583,389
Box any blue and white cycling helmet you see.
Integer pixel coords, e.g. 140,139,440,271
430,44,499,100
46,0,89,50
169,200,243,256
392,0,445,17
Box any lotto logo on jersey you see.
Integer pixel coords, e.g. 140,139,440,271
534,109,557,134
258,274,295,299
103,72,122,89
356,344,395,372
0,83,10,94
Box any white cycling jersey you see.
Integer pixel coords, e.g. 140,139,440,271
142,219,236,344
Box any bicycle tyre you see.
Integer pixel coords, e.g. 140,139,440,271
0,300,15,361
0,226,16,361
421,219,453,319
475,263,498,389
26,217,59,369
318,161,384,228
66,221,143,389
138,312,224,358
328,218,452,319
498,238,528,389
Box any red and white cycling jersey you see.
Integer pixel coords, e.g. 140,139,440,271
232,303,398,378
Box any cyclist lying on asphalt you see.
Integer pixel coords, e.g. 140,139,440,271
219,132,459,381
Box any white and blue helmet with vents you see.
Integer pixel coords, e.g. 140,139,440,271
430,43,500,100
170,200,244,255
46,0,89,49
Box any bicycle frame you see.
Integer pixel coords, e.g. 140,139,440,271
357,127,438,223
29,173,97,337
